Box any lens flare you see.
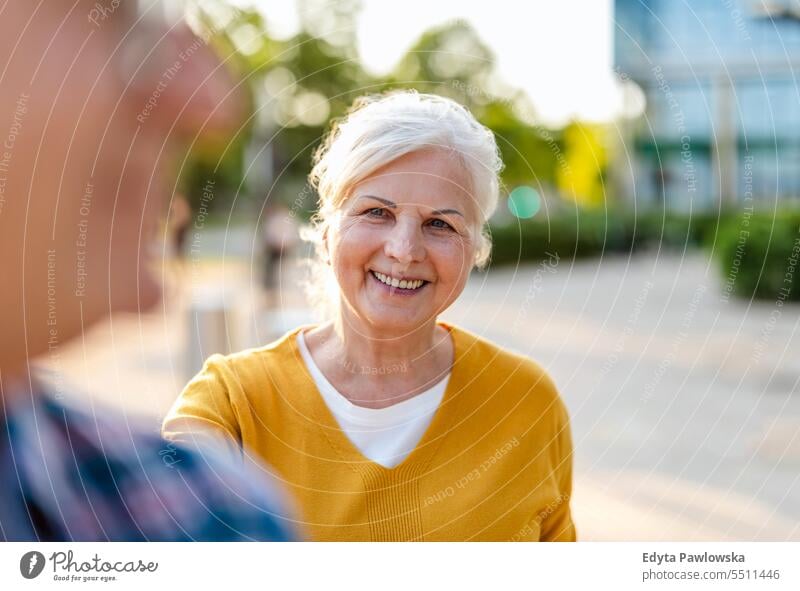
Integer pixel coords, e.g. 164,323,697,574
507,186,541,219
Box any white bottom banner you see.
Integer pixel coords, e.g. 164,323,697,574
1,542,797,590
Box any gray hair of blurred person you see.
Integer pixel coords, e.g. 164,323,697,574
302,90,503,317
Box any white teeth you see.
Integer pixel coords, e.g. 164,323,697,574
372,271,424,290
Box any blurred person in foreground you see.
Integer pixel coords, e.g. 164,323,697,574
0,1,296,541
164,91,576,541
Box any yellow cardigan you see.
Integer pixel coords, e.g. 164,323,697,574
163,322,576,542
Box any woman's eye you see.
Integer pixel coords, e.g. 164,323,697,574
365,207,386,218
429,218,453,230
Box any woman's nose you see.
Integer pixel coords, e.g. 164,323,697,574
384,218,426,265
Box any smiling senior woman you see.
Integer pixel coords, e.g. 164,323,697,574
163,91,576,542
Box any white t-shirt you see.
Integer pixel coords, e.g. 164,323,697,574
296,332,449,468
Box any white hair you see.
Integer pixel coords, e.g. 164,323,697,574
301,90,504,316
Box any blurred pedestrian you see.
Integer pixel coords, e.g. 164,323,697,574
169,193,192,259
260,202,299,308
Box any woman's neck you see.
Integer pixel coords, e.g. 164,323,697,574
338,316,443,368
304,316,453,408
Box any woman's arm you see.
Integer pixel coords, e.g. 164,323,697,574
162,354,244,464
539,399,577,542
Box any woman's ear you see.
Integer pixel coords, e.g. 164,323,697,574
474,230,491,269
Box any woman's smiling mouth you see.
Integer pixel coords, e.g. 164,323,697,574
369,270,428,292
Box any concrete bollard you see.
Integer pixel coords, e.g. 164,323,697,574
186,287,233,378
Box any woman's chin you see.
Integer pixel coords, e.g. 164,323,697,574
346,283,440,333
355,305,433,335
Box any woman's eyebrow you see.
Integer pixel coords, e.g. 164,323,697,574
356,195,464,218
431,208,464,218
357,195,396,208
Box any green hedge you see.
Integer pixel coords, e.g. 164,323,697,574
486,208,730,267
716,210,800,302
487,206,800,302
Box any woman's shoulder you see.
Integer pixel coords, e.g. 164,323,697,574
214,325,308,366
446,323,566,416
195,325,311,392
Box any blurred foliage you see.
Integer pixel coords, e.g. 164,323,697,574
488,208,729,266
179,0,373,217
716,210,800,302
388,20,494,92
175,2,799,303
479,100,561,189
178,0,609,219
488,208,615,266
489,206,800,303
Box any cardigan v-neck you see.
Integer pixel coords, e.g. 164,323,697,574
286,322,465,478
295,329,450,468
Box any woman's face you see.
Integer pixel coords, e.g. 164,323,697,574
327,148,478,335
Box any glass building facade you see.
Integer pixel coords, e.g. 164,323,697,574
614,0,800,209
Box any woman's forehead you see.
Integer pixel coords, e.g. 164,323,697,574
346,150,477,211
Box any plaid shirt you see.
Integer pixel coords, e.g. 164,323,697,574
0,387,296,541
